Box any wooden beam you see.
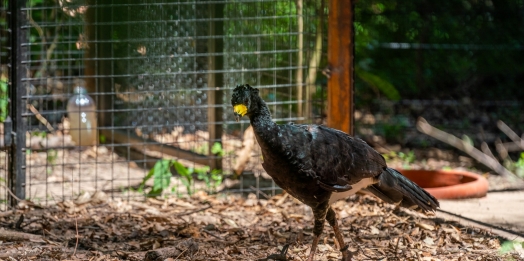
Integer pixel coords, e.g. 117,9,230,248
327,0,354,135
100,129,211,166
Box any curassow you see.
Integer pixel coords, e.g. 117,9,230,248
231,84,439,261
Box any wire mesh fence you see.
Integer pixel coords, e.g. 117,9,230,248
1,0,12,211
0,0,326,208
1,0,523,210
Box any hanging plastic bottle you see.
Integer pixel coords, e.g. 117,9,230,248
67,86,97,146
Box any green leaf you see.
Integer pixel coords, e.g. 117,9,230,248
0,79,7,93
211,169,223,187
211,142,224,156
0,101,7,122
142,167,155,185
0,79,7,122
99,134,106,144
355,68,400,101
141,159,172,197
172,161,190,177
148,187,163,197
172,161,193,195
499,240,524,255
29,0,43,7
195,166,210,175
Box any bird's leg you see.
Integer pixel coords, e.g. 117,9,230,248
306,234,322,261
326,208,353,261
306,203,329,261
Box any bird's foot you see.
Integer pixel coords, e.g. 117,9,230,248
257,244,290,261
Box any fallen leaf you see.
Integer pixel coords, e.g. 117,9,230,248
416,222,435,231
423,237,435,246
370,226,380,235
223,218,239,228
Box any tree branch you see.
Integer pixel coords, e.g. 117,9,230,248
497,120,524,150
416,117,518,178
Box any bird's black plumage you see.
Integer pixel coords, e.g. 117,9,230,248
231,84,439,261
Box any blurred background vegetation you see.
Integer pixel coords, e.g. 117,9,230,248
352,0,524,151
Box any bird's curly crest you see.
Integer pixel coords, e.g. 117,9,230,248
233,83,255,92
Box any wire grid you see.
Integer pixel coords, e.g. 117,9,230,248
222,1,324,197
1,2,9,211
0,150,6,211
15,0,324,205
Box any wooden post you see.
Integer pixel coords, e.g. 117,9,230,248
207,3,224,171
327,0,354,135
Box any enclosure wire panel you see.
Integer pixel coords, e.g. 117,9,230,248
18,0,325,205
1,3,11,210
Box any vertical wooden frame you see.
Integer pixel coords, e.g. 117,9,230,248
327,0,354,135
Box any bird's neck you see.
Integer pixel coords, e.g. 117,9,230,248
248,97,278,143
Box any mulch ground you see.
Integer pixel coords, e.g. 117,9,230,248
0,191,522,261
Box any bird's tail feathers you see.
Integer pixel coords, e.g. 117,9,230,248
367,168,439,213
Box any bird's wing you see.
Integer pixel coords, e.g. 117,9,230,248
277,124,386,191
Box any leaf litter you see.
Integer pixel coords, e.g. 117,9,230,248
0,191,522,261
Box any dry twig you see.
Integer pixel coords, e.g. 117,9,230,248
497,120,524,150
27,104,55,132
0,183,23,202
417,117,517,178
0,229,44,242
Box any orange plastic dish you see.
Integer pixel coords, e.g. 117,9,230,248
398,169,489,200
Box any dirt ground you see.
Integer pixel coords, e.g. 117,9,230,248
1,192,523,261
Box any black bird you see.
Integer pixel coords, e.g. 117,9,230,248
231,84,439,261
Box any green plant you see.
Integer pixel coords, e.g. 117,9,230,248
382,150,416,169
99,134,106,144
47,149,58,164
32,130,47,138
398,151,415,163
513,152,524,178
441,166,453,171
140,159,224,197
191,142,209,155
172,160,195,195
141,159,172,197
0,74,7,123
46,149,58,175
398,151,415,169
355,67,400,101
499,240,523,256
197,168,223,192
211,142,224,157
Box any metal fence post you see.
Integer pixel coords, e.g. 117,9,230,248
8,0,27,205
207,3,224,171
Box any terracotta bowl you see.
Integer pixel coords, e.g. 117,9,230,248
397,169,489,199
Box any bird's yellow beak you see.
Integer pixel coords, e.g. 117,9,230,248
233,104,248,122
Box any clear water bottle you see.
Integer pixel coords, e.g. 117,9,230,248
67,86,97,146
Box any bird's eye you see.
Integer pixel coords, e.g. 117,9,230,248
244,98,249,104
